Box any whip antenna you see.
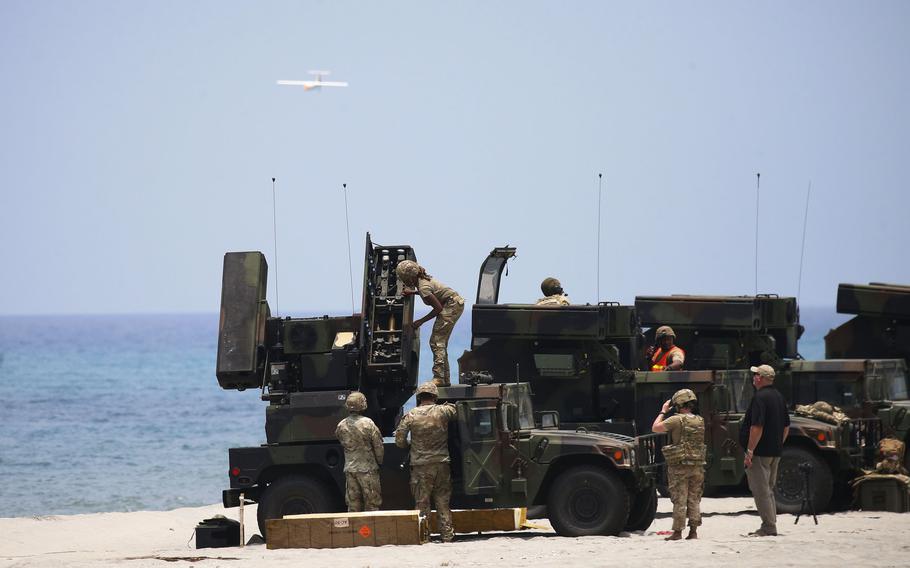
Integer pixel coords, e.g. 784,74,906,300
596,172,603,302
271,177,280,316
754,172,760,295
797,180,812,305
342,183,356,313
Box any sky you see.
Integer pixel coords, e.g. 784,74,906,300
1,1,908,316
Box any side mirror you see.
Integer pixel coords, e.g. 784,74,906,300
538,411,560,430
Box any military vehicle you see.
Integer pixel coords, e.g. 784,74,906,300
215,236,659,538
780,358,907,469
826,283,910,364
458,246,871,512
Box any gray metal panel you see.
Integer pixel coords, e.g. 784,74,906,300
216,252,268,389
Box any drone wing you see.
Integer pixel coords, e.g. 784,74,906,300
277,80,318,87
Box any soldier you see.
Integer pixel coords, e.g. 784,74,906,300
394,381,458,542
334,391,384,512
535,277,570,306
652,388,706,541
396,260,465,387
648,326,686,371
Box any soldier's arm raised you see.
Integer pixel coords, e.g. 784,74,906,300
442,402,458,421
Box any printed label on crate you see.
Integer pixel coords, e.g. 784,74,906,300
333,518,350,528
358,524,372,538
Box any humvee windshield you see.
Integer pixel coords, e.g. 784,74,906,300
887,372,909,401
727,374,754,412
502,383,536,429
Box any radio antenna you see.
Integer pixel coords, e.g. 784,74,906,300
596,172,603,302
342,183,356,314
271,177,280,316
797,180,812,305
754,172,760,295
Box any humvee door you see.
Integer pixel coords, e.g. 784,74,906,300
456,399,504,495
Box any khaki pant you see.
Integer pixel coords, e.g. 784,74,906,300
430,297,464,386
667,464,704,531
345,471,382,512
746,456,781,533
410,463,454,541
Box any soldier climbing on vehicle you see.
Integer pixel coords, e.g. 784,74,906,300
396,260,464,387
334,391,384,512
394,381,458,542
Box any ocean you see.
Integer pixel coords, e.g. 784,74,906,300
0,307,845,518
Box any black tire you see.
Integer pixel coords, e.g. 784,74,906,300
774,446,834,514
546,465,630,536
257,474,340,538
526,505,548,519
657,483,670,498
625,486,658,531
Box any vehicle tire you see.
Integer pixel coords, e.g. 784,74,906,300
774,446,834,514
546,465,629,536
257,474,339,538
625,486,657,531
526,505,548,519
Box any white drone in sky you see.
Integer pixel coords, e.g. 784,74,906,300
277,70,349,91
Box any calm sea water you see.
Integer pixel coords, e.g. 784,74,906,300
0,307,842,518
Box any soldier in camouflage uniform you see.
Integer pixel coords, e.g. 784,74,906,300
535,277,570,306
652,388,706,540
396,260,465,386
394,381,458,542
335,391,384,512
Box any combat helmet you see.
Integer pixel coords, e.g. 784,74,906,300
396,260,421,284
416,381,439,398
345,391,367,412
671,388,697,407
541,277,564,296
655,325,676,339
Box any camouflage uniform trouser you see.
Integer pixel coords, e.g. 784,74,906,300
345,471,382,512
430,297,464,386
667,464,704,531
410,463,454,541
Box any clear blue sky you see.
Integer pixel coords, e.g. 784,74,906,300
2,1,908,315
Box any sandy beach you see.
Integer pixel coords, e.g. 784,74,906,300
3,497,909,567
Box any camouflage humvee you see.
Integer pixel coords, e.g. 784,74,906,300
216,237,658,538
458,246,870,512
780,358,908,470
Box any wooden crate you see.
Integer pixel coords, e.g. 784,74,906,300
266,510,427,549
428,508,527,534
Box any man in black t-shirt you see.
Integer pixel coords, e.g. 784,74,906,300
740,364,790,537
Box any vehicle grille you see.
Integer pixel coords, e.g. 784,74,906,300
636,432,668,471
844,417,883,467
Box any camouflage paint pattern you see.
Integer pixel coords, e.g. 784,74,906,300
827,283,910,368
394,402,458,465
335,414,384,472
428,298,464,385
666,464,704,531
344,471,382,511
410,463,454,540
535,294,570,306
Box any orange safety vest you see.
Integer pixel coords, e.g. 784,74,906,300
651,346,685,371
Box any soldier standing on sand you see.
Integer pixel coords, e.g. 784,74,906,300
652,388,706,541
395,381,458,542
647,326,686,371
535,277,570,306
396,260,465,387
335,392,384,512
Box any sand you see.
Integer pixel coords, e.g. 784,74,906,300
2,497,909,567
